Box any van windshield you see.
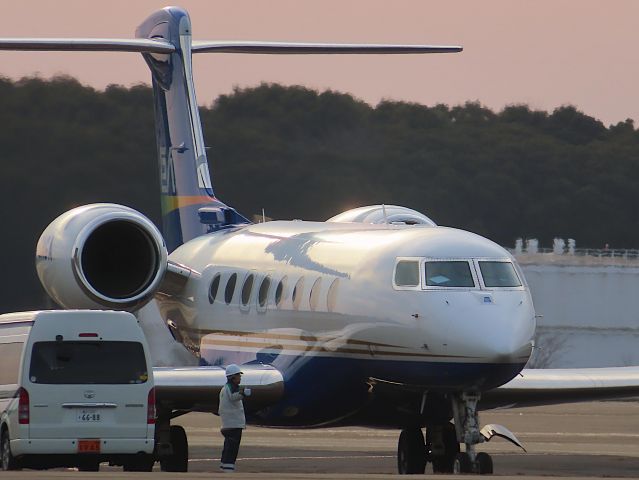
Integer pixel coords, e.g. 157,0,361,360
29,341,148,384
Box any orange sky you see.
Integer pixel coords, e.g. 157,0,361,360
1,0,638,125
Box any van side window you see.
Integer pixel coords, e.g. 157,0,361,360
395,261,419,286
0,342,23,388
225,273,237,305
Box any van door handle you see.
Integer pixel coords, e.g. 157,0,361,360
62,403,118,408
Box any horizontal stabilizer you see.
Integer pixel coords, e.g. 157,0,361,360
192,41,462,55
0,38,461,56
0,38,174,53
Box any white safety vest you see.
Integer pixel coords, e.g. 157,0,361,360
219,383,246,429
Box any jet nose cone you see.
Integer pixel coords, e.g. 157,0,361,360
486,338,534,363
442,293,536,363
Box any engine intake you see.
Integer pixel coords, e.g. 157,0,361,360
36,204,168,311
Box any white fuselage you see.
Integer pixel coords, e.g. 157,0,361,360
161,220,535,406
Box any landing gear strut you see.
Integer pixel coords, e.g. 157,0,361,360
451,392,493,474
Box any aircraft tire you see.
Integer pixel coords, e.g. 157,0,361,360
1,430,20,471
397,428,426,474
476,452,493,474
429,422,458,473
160,425,188,472
453,452,472,474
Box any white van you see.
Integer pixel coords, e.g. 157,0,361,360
0,310,155,471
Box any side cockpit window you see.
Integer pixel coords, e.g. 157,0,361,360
479,261,521,287
395,260,420,287
424,261,474,287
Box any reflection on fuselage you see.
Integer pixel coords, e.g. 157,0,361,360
159,221,536,426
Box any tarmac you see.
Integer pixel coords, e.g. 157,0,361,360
2,400,639,479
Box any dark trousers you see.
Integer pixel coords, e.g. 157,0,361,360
221,428,243,467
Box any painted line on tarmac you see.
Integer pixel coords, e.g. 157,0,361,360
521,432,639,438
189,455,395,462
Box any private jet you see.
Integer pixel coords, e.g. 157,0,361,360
2,5,639,475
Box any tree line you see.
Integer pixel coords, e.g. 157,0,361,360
2,76,638,312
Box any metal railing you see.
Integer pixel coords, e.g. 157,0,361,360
510,247,639,260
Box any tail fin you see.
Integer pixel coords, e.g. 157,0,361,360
0,6,461,253
136,7,249,252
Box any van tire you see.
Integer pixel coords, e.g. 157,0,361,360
1,429,20,471
123,454,155,472
77,459,100,471
160,425,188,472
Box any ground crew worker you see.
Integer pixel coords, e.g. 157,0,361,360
219,364,251,473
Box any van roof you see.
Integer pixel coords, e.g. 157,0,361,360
0,310,137,329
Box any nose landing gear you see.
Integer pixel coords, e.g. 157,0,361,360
451,392,493,474
397,391,523,475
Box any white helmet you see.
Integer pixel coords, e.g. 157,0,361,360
225,364,243,377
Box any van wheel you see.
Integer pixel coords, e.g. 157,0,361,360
77,459,100,471
160,425,188,472
123,454,155,472
1,430,20,471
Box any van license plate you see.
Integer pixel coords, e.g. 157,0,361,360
77,410,101,422
77,439,100,454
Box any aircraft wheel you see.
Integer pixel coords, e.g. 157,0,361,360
1,431,20,471
160,425,188,472
476,452,493,474
453,452,472,474
397,428,426,474
429,422,459,473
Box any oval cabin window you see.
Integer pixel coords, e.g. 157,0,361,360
327,278,340,312
225,273,237,305
209,273,221,304
258,276,271,308
241,274,254,306
309,277,322,311
275,277,286,308
292,277,304,310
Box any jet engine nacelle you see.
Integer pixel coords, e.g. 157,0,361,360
327,204,437,226
36,203,168,311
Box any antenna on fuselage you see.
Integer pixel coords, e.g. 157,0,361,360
382,204,389,226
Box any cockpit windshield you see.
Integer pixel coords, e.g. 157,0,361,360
479,261,521,287
424,261,475,287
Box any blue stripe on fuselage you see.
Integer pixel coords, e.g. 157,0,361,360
199,347,525,428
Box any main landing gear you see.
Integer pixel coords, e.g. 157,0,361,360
397,392,524,475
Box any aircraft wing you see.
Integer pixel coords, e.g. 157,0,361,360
482,366,639,409
0,38,174,53
152,364,284,414
191,41,462,54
